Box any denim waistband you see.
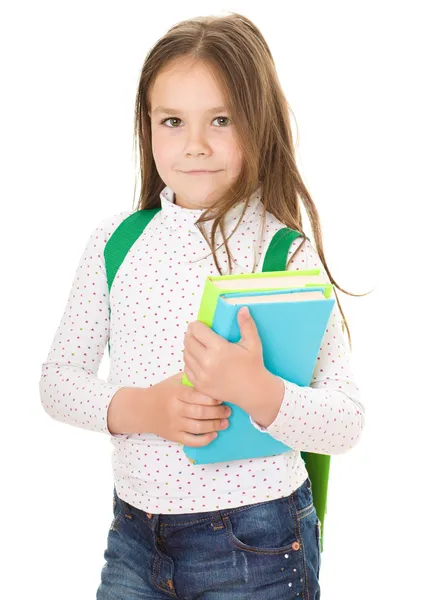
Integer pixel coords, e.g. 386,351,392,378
113,476,312,531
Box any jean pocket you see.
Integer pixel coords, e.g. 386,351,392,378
223,509,300,556
297,501,315,520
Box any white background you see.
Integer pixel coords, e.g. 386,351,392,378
1,1,431,598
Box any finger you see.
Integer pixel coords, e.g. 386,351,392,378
180,389,222,406
181,431,218,447
185,326,206,350
182,417,229,436
187,321,225,349
182,402,231,421
184,332,205,363
183,349,199,384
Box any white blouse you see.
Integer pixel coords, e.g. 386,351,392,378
39,185,365,513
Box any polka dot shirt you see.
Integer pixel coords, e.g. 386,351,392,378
39,184,365,513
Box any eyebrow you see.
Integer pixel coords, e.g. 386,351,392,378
152,105,228,115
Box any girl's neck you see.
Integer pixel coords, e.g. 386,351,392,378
173,193,210,211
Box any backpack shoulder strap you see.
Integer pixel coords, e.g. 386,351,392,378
262,226,329,554
262,227,308,272
104,208,161,355
104,208,161,292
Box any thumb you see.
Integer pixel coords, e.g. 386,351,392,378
237,306,261,350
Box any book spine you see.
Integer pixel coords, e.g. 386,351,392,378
181,277,222,388
196,277,220,326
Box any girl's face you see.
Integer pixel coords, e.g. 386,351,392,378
148,57,243,209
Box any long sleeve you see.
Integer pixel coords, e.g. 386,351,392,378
39,210,132,436
251,238,366,455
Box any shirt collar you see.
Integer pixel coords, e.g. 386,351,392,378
159,184,264,238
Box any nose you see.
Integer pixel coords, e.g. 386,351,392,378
187,152,206,158
186,147,209,158
185,129,211,157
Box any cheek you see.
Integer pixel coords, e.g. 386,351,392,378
222,140,243,176
151,139,181,181
152,135,173,166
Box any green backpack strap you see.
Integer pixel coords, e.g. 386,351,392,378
104,208,161,354
262,228,307,271
262,227,329,554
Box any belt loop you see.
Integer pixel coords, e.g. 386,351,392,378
210,509,224,531
152,513,160,534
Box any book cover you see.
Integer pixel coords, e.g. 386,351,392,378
183,286,335,464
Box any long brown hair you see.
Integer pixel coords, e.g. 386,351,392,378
132,12,372,350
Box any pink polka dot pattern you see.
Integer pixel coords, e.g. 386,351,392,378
39,184,364,513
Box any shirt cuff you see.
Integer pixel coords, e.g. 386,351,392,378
249,414,267,432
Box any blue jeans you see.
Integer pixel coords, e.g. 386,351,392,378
96,477,321,599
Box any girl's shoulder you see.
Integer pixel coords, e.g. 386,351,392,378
96,209,135,239
86,210,135,251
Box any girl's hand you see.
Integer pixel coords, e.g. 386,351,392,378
183,307,284,424
147,372,232,446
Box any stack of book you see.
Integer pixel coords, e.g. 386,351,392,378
181,268,335,465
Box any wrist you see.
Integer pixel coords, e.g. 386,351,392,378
107,386,156,435
247,370,285,428
143,384,159,435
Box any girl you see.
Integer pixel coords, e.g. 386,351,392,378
39,12,366,599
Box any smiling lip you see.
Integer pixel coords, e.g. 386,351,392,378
183,170,221,174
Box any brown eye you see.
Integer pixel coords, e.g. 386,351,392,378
161,117,182,128
214,116,231,127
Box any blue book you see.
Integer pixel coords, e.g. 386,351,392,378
183,286,336,464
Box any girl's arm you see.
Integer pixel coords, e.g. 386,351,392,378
38,210,133,437
250,238,365,456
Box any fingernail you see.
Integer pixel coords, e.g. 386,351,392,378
221,419,229,428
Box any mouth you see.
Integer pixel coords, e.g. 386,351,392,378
182,170,222,175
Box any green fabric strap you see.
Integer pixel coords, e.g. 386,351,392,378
104,208,162,293
262,227,306,271
104,208,161,356
104,210,328,553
